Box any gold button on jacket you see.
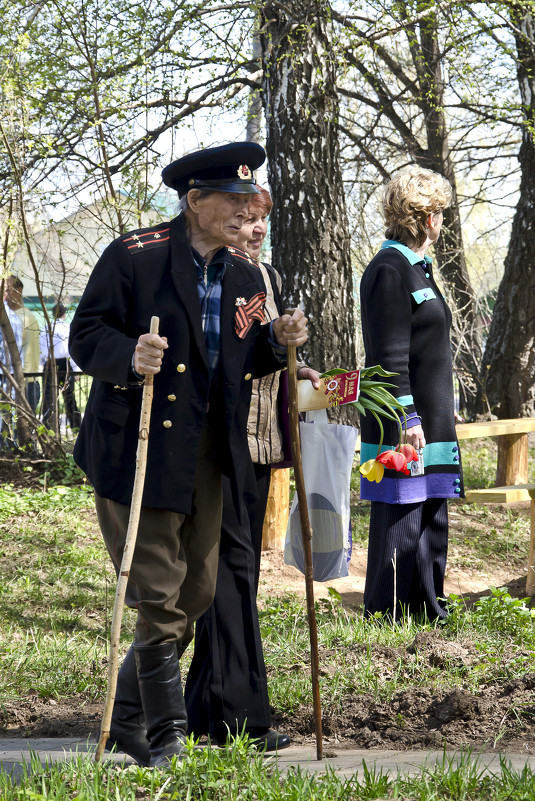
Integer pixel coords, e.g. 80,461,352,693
167,394,177,401
177,363,186,373
163,420,173,428
244,373,252,381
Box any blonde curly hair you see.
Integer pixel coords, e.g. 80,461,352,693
383,167,452,249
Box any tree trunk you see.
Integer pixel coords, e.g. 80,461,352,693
479,10,535,418
416,14,482,415
261,0,356,374
339,7,482,413
246,30,263,143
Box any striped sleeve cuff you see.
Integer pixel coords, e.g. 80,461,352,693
395,394,418,422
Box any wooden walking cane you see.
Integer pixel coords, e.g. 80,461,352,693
286,343,323,761
95,316,160,763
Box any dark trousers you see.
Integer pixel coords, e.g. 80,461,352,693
364,498,449,621
95,423,223,646
42,358,81,429
26,380,40,414
185,463,272,738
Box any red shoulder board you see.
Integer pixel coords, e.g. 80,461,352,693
226,245,258,268
122,227,171,252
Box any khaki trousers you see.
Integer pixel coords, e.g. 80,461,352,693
95,427,222,646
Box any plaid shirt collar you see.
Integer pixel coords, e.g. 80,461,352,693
192,247,230,375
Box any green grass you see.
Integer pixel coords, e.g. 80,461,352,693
448,502,529,573
0,478,534,716
1,444,535,796
461,439,499,489
0,484,135,703
1,742,535,799
459,440,535,488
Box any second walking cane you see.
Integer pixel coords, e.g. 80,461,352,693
95,316,159,763
286,343,323,761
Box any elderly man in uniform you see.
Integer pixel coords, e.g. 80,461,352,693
69,142,307,768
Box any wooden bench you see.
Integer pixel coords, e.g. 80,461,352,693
464,484,535,596
456,418,535,486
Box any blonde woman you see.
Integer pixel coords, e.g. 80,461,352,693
360,167,462,621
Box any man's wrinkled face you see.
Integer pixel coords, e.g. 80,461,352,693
193,191,249,248
236,212,268,260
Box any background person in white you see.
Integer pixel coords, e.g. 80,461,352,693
4,275,41,412
39,302,81,430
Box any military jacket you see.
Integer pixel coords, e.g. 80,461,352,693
69,214,283,514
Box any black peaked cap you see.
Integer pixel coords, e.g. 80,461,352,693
162,142,266,197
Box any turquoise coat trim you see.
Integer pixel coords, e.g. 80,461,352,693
412,288,437,303
361,440,459,468
380,240,433,267
424,441,460,467
361,442,395,462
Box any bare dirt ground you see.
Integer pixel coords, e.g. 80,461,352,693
258,545,535,755
259,538,519,609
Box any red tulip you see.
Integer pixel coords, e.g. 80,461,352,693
376,449,410,474
398,444,419,463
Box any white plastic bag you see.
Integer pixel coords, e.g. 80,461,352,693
284,410,358,581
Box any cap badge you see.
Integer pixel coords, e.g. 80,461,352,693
237,164,252,180
189,178,195,186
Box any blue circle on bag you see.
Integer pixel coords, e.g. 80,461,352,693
288,493,350,581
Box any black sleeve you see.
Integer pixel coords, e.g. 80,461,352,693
360,260,417,417
69,239,139,386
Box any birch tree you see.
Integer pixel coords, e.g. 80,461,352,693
261,0,356,372
336,1,487,411
479,3,535,417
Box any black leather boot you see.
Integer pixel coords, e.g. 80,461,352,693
212,726,291,751
106,646,150,766
135,642,188,768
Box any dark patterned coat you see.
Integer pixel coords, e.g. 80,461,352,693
69,214,283,514
359,241,463,504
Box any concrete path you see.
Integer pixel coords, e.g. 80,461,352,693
1,738,535,783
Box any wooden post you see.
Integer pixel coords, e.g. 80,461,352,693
527,495,535,597
261,468,290,550
287,344,323,761
496,433,528,486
